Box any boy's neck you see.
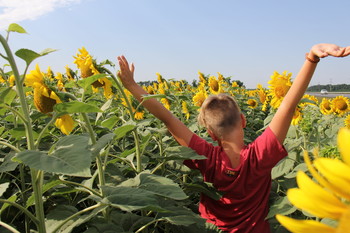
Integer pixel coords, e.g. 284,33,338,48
219,127,245,168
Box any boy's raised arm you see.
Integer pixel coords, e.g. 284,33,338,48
117,55,194,147
269,44,350,144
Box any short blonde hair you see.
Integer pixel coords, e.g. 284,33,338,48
198,94,241,138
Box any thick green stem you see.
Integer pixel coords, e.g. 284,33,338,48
0,34,46,233
132,130,142,173
0,35,34,149
80,112,107,196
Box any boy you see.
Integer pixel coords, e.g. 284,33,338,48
117,44,350,232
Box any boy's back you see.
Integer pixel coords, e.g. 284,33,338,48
185,127,287,232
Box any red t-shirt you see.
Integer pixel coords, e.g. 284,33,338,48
184,127,288,233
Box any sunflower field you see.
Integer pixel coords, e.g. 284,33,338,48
0,24,350,233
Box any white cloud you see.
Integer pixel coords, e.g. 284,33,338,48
0,0,82,30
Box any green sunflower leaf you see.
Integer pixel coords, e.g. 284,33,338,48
7,23,27,33
114,124,136,140
54,101,102,113
15,48,57,66
0,87,16,105
141,94,167,101
14,135,92,177
77,74,107,89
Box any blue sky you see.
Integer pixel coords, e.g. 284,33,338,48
1,0,350,88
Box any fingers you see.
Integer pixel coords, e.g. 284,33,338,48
130,63,135,73
117,55,134,72
314,44,350,58
341,46,350,57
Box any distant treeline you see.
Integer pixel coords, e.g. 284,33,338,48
307,84,350,92
138,78,244,88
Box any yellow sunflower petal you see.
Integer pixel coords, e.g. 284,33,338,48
49,91,62,104
55,115,75,135
337,208,350,233
276,215,335,233
25,64,44,86
314,158,350,199
287,171,347,219
338,127,350,165
287,187,346,219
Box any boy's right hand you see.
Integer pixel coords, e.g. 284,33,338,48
117,55,136,88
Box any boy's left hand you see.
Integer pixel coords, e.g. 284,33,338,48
310,43,350,59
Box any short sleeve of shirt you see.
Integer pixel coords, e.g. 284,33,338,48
248,126,288,172
183,134,217,172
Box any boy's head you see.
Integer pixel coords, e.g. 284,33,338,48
198,93,242,139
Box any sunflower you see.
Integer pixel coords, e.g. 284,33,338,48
300,94,318,107
276,127,350,233
291,107,303,126
232,81,239,88
331,96,350,116
8,75,15,87
217,72,224,81
192,89,207,107
182,101,190,120
208,76,220,94
156,72,164,83
65,65,75,81
73,47,113,99
158,82,167,95
247,99,258,109
146,85,155,94
25,64,75,135
161,98,171,110
55,72,65,91
320,98,333,115
174,81,182,91
198,71,207,84
345,114,350,129
46,66,54,80
134,111,145,120
120,89,132,108
268,71,292,109
54,114,75,135
0,75,5,83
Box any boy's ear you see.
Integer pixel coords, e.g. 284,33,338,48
241,114,246,128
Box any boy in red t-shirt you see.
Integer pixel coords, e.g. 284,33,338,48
117,44,350,232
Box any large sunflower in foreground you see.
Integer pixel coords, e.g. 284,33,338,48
331,96,350,116
276,127,350,233
25,64,74,135
73,47,112,99
268,71,292,109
